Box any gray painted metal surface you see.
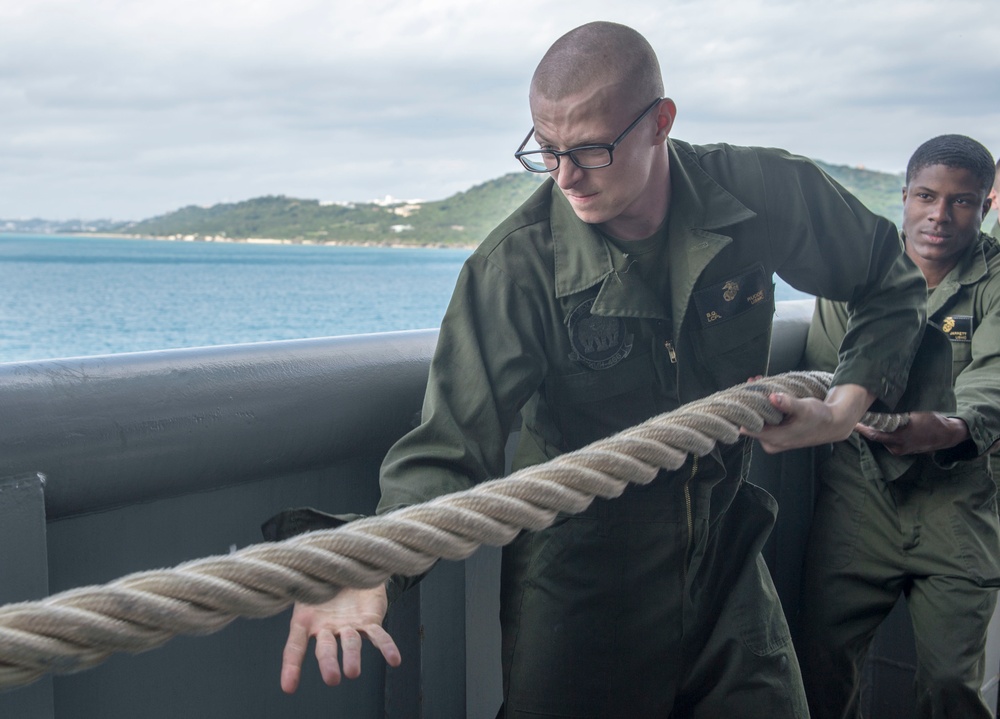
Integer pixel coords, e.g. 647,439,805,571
0,301,996,717
0,331,438,519
0,473,54,719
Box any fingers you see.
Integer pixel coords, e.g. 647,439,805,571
767,391,793,414
855,423,880,441
365,623,402,668
281,618,310,694
336,627,363,680
739,393,791,438
280,600,401,693
855,423,910,455
856,422,896,445
338,624,402,678
310,624,401,684
317,628,346,685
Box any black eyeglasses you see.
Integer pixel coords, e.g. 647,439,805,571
514,98,663,173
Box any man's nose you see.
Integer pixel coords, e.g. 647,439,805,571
929,198,952,222
554,159,586,189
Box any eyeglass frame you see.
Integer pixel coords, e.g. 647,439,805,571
514,97,664,173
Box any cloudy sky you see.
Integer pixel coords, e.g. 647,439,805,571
2,0,997,221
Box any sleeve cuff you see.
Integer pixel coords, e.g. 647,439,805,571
933,437,979,468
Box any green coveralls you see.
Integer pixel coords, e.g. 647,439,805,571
378,139,927,718
798,231,1000,718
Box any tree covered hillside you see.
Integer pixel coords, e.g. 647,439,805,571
116,174,547,246
106,160,903,245
816,161,904,225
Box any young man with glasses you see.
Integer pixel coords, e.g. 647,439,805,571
274,21,927,716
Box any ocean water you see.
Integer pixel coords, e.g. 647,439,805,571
0,233,810,364
0,234,474,363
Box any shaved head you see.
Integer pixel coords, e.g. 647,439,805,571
530,21,664,114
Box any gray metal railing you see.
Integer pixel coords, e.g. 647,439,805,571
0,331,438,519
2,299,990,718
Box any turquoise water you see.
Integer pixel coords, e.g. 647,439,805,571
0,234,474,363
0,233,810,363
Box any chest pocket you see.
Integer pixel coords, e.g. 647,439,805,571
691,265,775,390
950,340,973,382
546,346,658,451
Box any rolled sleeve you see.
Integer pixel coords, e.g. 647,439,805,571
949,282,1000,458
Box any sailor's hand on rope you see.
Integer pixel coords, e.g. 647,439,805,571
856,411,969,456
742,383,876,453
281,584,400,694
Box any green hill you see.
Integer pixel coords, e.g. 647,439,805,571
116,173,547,246
816,161,904,225
109,160,903,245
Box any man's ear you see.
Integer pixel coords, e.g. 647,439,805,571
654,98,677,142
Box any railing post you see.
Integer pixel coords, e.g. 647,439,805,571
0,472,55,717
384,584,422,719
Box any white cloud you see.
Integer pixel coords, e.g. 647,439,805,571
0,0,997,219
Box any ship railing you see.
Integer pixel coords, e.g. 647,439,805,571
1,299,995,717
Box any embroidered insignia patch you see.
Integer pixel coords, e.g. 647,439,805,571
567,298,633,370
693,264,772,327
941,315,973,342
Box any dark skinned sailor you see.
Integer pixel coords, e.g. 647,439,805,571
799,134,1000,719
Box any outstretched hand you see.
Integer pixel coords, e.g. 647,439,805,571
281,584,400,694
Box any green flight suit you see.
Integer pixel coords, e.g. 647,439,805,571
798,231,1000,719
378,139,927,718
989,217,1000,241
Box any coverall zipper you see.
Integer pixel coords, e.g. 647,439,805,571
664,339,677,363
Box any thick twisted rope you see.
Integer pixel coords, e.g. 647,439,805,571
0,370,905,690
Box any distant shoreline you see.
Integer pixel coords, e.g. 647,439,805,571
5,230,478,250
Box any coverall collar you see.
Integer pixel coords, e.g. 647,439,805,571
550,139,757,329
927,231,992,316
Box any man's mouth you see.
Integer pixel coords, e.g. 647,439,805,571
921,228,950,243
